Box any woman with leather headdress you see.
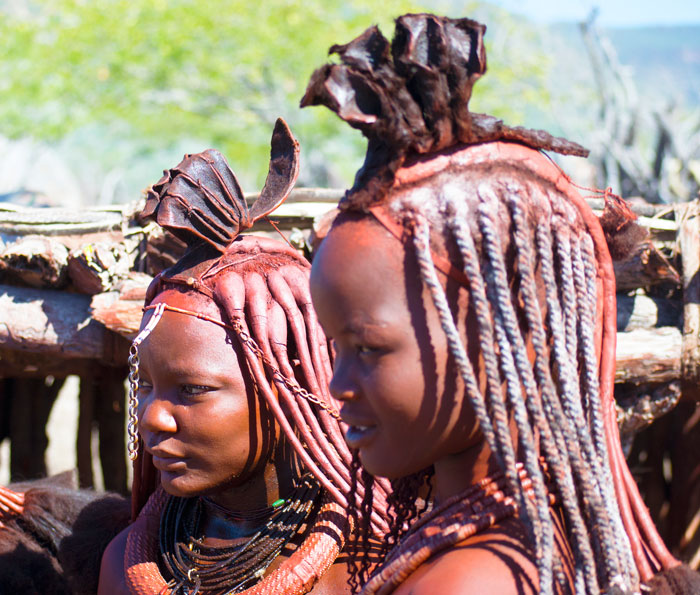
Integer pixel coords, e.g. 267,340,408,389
98,119,391,594
303,14,697,594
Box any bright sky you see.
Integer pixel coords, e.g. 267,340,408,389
487,0,700,27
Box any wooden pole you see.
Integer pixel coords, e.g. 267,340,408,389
677,200,700,402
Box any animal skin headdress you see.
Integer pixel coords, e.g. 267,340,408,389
141,117,300,296
143,117,299,251
301,13,588,210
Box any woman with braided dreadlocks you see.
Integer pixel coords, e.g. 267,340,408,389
98,119,390,595
303,14,699,595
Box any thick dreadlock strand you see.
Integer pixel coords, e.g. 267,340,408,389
536,220,619,585
475,188,557,594
412,215,561,592
572,234,638,585
534,204,635,590
503,187,601,593
239,286,391,535
346,163,646,593
551,222,579,363
267,270,324,397
409,217,509,464
409,217,524,506
261,267,394,529
228,308,348,507
212,259,392,535
448,196,599,592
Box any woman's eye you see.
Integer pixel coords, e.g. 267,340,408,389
356,344,377,355
137,381,152,393
180,384,214,397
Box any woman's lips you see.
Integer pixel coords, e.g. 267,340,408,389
343,424,378,449
147,447,187,471
151,455,187,472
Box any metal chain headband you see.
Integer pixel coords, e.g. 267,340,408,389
127,302,166,461
126,302,340,462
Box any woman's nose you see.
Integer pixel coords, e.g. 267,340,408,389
329,359,357,402
138,393,177,435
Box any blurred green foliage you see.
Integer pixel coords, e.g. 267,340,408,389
0,0,552,192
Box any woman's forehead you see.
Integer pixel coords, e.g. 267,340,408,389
318,217,402,277
312,217,428,318
138,304,242,376
151,287,222,318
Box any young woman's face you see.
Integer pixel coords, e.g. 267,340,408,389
310,214,481,480
137,289,273,498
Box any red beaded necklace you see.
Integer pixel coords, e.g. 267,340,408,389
362,464,556,595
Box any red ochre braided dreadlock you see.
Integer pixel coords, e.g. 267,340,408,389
132,241,391,534
301,13,682,595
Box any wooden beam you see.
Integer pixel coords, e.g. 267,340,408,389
615,327,681,385
677,200,700,402
0,284,117,361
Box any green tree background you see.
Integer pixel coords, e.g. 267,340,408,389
0,0,553,201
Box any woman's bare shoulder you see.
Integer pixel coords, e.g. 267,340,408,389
394,520,539,595
98,525,131,595
307,558,353,595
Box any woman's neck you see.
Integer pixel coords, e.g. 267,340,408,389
432,437,501,503
200,456,298,541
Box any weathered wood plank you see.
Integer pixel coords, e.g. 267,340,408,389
0,284,105,359
615,327,681,384
616,293,682,331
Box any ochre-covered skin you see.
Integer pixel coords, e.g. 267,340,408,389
309,135,680,593
302,11,684,588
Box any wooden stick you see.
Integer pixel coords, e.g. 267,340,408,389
677,200,700,402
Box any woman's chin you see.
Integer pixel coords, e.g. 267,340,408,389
358,447,413,481
160,472,201,498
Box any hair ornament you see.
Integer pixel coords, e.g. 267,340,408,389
142,118,300,251
301,13,588,210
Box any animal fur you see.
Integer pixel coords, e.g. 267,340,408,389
0,472,130,594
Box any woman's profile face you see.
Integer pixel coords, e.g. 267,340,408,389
136,289,272,498
310,214,480,480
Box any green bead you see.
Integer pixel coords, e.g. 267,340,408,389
272,499,285,508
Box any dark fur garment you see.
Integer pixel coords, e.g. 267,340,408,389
0,473,130,594
644,564,700,594
142,118,300,251
301,13,589,210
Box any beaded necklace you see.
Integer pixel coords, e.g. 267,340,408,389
362,464,556,595
199,497,286,525
159,474,321,595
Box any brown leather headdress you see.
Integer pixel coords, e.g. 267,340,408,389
301,13,588,210
141,117,301,299
142,117,299,252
